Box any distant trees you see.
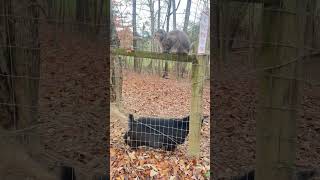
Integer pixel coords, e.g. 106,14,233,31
132,0,138,72
45,0,107,34
112,0,211,79
183,0,192,32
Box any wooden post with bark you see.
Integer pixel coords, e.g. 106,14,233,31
255,0,305,180
188,54,206,157
110,3,123,108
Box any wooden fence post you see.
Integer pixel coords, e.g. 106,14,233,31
188,55,206,156
255,1,305,180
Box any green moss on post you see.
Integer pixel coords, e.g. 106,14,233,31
188,55,206,157
111,48,197,62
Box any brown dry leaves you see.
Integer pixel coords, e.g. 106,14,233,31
111,147,210,179
110,70,210,179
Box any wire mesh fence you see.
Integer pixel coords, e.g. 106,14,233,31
212,1,320,179
110,0,211,178
123,114,208,151
0,0,108,179
110,59,210,177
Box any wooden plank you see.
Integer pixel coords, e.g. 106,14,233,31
111,48,197,62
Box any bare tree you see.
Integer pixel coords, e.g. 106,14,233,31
148,0,156,35
76,0,89,31
227,2,248,49
157,0,161,30
183,0,192,32
148,0,156,73
163,0,171,78
166,0,171,32
132,0,139,72
172,0,176,30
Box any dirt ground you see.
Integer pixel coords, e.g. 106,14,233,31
37,26,107,177
211,54,320,179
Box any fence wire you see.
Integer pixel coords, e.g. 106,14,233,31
212,1,320,180
0,0,108,179
110,0,210,178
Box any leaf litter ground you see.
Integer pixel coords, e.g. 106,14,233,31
111,70,211,179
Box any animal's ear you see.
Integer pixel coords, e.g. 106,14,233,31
182,116,190,122
128,114,134,127
123,132,128,139
129,114,134,120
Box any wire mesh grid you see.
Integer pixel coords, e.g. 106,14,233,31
0,0,108,179
110,51,210,148
110,56,210,177
212,1,320,180
123,114,203,151
110,0,210,178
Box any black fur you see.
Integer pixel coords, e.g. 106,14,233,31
60,166,76,180
60,166,108,180
124,114,207,151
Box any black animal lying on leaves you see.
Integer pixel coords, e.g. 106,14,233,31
123,114,208,151
220,168,318,180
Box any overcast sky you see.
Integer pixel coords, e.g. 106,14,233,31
113,0,209,35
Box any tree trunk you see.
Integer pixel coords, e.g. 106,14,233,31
149,0,155,74
219,0,230,64
183,0,191,32
110,10,122,105
132,0,139,72
172,0,176,30
163,0,171,78
96,0,104,34
76,0,84,30
227,3,248,49
58,0,64,27
47,0,53,19
171,0,180,79
93,0,97,33
166,0,171,32
157,0,161,30
213,0,220,49
149,0,155,35
76,0,89,32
